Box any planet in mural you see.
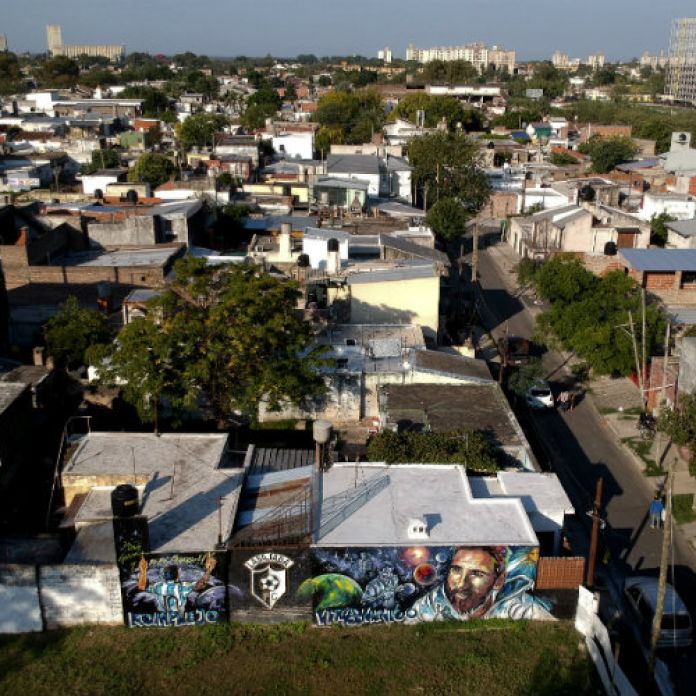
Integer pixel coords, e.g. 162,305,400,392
296,573,363,610
413,563,437,586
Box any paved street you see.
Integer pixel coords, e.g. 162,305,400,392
474,242,696,693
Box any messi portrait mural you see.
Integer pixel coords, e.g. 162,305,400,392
298,546,553,626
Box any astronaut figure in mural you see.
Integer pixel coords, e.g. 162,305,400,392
411,547,553,621
361,565,404,609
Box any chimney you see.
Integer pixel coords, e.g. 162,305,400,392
326,238,340,275
312,420,332,471
33,346,45,366
279,222,292,260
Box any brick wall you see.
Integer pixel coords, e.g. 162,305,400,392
535,556,585,589
645,271,677,290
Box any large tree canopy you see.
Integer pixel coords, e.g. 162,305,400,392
176,112,229,149
44,297,111,369
128,153,175,188
425,197,470,241
532,256,665,377
407,132,490,211
313,89,384,147
578,135,638,173
91,258,326,428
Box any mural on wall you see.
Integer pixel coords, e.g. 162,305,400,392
297,546,553,626
228,549,312,618
119,552,229,627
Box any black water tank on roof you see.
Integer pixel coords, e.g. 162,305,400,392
327,238,339,252
297,253,310,268
578,184,595,202
111,484,139,517
604,241,617,256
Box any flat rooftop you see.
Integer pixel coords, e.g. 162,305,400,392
53,246,181,268
382,382,520,441
315,463,537,547
0,382,27,415
63,433,244,554
469,472,574,531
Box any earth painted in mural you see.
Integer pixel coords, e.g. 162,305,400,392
296,573,363,610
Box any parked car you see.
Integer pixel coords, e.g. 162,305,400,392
623,576,692,650
525,381,555,410
498,335,531,366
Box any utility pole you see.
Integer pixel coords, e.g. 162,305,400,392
648,461,674,676
641,288,647,406
472,219,480,289
655,321,671,467
628,310,645,405
586,476,604,588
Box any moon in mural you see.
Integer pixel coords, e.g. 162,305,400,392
413,563,437,586
401,546,430,566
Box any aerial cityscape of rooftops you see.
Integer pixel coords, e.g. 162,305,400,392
2,12,696,696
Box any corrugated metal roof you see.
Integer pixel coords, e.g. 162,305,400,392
620,248,696,271
248,448,314,475
666,219,696,237
327,154,380,175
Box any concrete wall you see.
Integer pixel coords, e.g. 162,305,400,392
88,216,157,247
679,338,696,395
349,275,440,341
0,565,42,633
0,563,122,633
40,564,122,629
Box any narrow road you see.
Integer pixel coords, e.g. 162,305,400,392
475,243,696,693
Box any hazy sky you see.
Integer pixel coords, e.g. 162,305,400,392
2,1,694,60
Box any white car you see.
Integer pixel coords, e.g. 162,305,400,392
624,576,692,650
525,381,555,410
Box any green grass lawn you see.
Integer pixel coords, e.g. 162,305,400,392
0,620,599,696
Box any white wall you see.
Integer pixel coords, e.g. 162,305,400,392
329,171,380,196
0,566,43,633
640,194,696,221
81,173,120,196
303,236,349,270
272,132,314,160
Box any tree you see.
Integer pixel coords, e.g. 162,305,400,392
0,52,24,95
44,296,111,369
128,153,175,188
407,132,490,211
80,148,123,175
121,86,172,118
313,89,384,145
425,197,469,241
37,56,80,88
506,357,544,398
649,213,675,247
658,393,696,452
95,258,326,428
86,316,179,432
531,258,666,377
549,151,580,166
581,135,638,173
177,112,228,149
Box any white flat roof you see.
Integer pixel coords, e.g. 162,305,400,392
469,472,574,530
315,464,538,547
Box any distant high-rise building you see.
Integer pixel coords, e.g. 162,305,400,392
0,34,8,52
552,51,569,69
377,47,393,64
46,24,124,62
47,24,63,55
586,52,605,69
667,18,696,103
406,42,515,74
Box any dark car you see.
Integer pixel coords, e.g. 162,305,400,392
498,335,531,366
